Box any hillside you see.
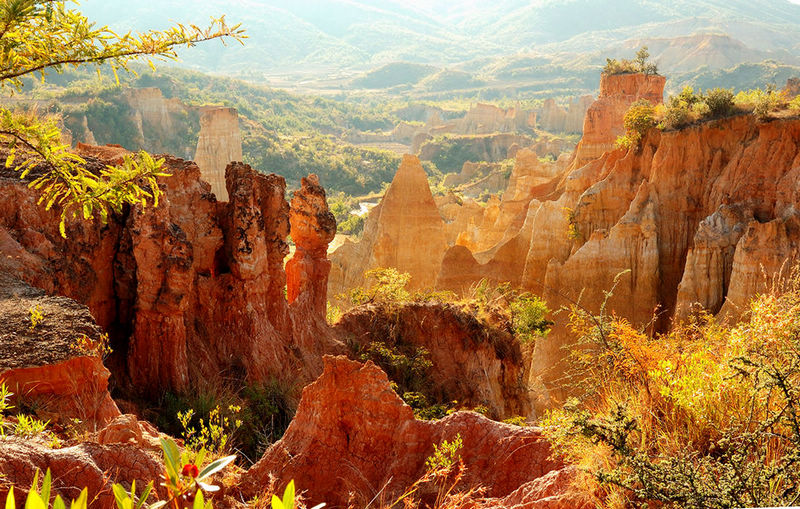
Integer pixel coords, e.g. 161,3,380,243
77,0,800,85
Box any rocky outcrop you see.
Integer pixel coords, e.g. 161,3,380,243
329,155,448,294
241,356,581,508
419,133,533,166
437,193,485,246
0,438,164,509
0,149,339,397
536,96,593,134
0,273,120,428
334,303,531,418
571,72,665,168
194,107,243,201
456,103,536,135
124,87,193,157
286,175,337,317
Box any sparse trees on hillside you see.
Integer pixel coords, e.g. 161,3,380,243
603,45,658,76
0,0,244,235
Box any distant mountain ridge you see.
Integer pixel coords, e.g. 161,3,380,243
77,0,800,96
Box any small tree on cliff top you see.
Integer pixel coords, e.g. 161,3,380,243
0,0,245,235
603,46,658,76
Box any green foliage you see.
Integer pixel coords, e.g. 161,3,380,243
237,381,298,462
158,436,235,509
28,304,44,330
502,415,528,427
702,87,735,117
616,99,655,150
603,46,657,76
4,469,89,509
0,0,242,235
0,382,13,437
177,404,242,456
509,294,552,343
790,96,800,113
13,414,49,438
544,277,800,508
425,434,463,473
337,214,364,236
349,268,412,305
1,107,170,236
734,87,784,120
357,342,433,394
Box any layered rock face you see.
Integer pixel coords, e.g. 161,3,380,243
241,356,587,508
536,95,593,133
0,438,163,508
124,87,192,156
0,273,120,427
428,72,800,407
0,149,340,397
334,303,531,418
571,72,665,168
329,155,448,293
456,103,536,134
194,107,243,201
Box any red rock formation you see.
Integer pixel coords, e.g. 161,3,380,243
0,438,163,508
240,356,577,508
287,174,337,317
0,273,120,427
0,151,339,396
334,303,531,418
329,155,448,293
194,107,243,201
571,72,665,168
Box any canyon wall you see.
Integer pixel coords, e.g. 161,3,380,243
194,107,243,201
571,72,665,168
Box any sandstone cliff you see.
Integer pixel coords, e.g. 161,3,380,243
536,95,593,133
328,155,448,294
571,72,665,168
194,107,243,201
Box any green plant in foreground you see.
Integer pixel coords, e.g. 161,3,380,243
157,437,235,509
425,434,463,473
28,304,44,330
269,480,325,509
4,469,88,509
13,413,49,438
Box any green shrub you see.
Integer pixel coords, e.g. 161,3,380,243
734,88,784,120
790,96,800,113
510,294,552,343
702,88,734,117
348,268,412,305
544,278,800,508
603,46,658,76
616,100,656,150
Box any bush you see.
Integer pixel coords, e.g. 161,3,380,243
734,88,784,120
603,46,658,76
510,294,552,343
544,275,800,508
702,87,734,117
790,96,800,113
616,100,656,150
